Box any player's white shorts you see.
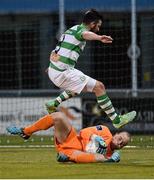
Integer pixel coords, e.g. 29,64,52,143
48,66,96,94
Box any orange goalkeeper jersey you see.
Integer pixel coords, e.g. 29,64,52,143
79,125,113,158
55,125,113,158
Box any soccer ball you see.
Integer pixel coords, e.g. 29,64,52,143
85,134,99,153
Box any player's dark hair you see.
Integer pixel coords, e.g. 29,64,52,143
82,9,102,24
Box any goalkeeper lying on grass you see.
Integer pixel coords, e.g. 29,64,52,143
7,112,131,163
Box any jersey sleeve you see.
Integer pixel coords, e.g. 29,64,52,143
75,26,87,41
69,150,96,163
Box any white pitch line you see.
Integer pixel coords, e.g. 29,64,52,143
0,145,154,148
125,145,154,148
125,145,138,148
0,145,54,148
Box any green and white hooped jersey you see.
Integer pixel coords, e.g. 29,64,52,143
51,24,87,69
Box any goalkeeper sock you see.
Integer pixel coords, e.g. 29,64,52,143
24,115,53,136
55,90,77,106
97,93,120,124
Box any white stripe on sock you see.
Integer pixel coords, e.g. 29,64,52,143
110,113,118,121
100,101,112,109
105,107,115,114
62,91,69,99
97,97,108,104
56,97,62,103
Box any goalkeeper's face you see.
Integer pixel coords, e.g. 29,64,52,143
111,132,130,150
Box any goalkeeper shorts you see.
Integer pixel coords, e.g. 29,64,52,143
54,127,83,156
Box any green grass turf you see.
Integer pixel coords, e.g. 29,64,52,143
0,135,154,178
0,135,54,146
0,147,154,178
1,134,154,146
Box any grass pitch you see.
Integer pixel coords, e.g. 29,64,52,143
0,135,154,179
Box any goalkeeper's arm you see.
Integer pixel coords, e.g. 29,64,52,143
57,150,120,163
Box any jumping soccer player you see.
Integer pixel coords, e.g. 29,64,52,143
7,112,130,163
45,9,136,128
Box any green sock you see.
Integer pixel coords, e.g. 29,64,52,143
97,93,120,124
55,90,77,106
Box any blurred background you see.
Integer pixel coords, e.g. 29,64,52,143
0,0,154,139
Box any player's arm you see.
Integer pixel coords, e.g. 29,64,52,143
71,150,121,163
82,31,113,43
57,150,120,163
58,150,106,163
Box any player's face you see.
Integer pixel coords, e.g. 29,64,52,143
90,20,102,33
111,132,130,150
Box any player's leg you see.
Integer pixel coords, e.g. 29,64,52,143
46,66,136,128
46,67,80,113
45,68,89,113
46,90,77,113
52,112,72,144
7,114,54,139
91,80,136,128
92,81,120,123
81,77,119,124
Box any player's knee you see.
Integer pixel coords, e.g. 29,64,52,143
95,81,106,92
93,81,106,96
99,82,105,91
52,112,64,125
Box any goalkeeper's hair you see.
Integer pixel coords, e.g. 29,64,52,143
83,9,103,24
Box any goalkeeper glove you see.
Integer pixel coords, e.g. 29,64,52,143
105,151,120,163
95,136,107,155
57,153,69,162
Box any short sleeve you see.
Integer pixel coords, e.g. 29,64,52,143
75,26,87,41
